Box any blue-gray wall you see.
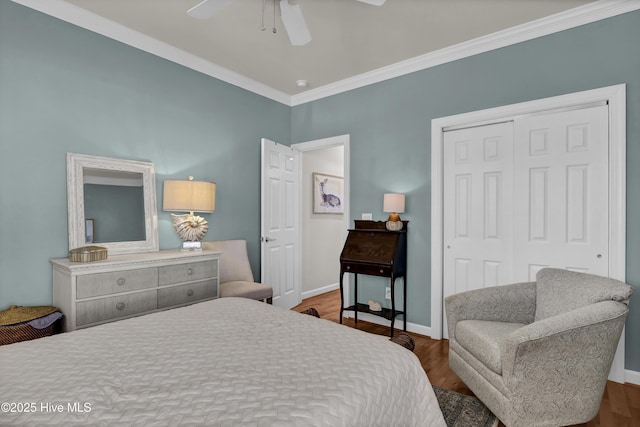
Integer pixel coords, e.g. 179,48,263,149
1,1,638,372
291,11,640,371
0,2,291,306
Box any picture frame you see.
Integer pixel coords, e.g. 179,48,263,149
85,218,94,244
313,173,344,214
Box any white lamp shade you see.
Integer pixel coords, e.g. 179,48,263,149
383,193,405,213
163,180,216,213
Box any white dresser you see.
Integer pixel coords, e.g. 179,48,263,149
51,249,220,331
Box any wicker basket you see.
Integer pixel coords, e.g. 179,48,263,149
69,245,108,262
0,321,60,345
0,305,62,346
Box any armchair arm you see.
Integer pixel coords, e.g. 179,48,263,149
445,281,536,340
501,301,628,411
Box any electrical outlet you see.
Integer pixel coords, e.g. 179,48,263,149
362,213,373,220
385,287,391,300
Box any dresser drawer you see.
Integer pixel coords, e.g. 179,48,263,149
76,290,158,326
158,279,217,309
76,268,158,299
158,261,217,286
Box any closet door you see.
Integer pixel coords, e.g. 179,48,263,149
442,122,515,331
513,105,609,280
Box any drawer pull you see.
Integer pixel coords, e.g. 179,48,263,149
186,289,194,297
187,268,194,276
116,278,126,286
380,269,384,274
116,302,126,311
346,266,351,270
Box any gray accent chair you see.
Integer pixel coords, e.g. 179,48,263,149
202,240,273,303
445,268,632,427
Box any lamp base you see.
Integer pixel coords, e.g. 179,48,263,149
181,241,203,251
171,213,209,250
386,220,403,231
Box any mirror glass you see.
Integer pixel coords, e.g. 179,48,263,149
83,168,146,244
67,153,159,255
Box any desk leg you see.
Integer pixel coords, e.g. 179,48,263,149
339,270,345,324
403,275,407,332
354,273,358,324
390,275,395,338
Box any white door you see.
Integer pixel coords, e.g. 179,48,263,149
443,106,610,334
513,105,609,280
443,122,514,336
261,138,301,309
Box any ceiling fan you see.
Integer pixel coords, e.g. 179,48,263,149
187,0,386,46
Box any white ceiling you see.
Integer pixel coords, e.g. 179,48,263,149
18,0,636,104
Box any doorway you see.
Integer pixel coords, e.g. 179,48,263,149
292,135,351,301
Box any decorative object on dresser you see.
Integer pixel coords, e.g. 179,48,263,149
445,268,633,427
339,220,408,336
66,153,159,255
51,249,220,331
383,193,405,231
202,240,273,303
69,245,108,263
163,177,216,251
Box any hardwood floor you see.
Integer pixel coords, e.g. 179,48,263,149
293,290,640,427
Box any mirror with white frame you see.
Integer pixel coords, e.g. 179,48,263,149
67,153,159,255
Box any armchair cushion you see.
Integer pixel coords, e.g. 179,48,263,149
219,281,272,300
456,320,526,375
535,268,633,321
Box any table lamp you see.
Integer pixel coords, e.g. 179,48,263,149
383,193,405,231
163,177,216,250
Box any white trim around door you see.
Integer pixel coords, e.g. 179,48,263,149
430,84,627,376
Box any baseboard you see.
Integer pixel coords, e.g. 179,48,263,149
301,283,339,300
343,312,432,337
625,369,640,385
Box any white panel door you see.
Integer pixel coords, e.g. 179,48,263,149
513,105,609,280
443,122,515,336
442,105,617,376
261,138,301,309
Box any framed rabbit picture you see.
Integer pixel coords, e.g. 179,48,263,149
313,173,344,214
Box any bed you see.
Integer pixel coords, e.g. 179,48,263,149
0,298,446,426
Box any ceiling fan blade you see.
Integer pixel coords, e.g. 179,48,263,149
279,0,312,46
187,0,236,19
354,0,386,5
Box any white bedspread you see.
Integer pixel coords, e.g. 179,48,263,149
0,298,445,426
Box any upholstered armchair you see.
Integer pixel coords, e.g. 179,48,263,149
202,240,273,303
445,268,632,427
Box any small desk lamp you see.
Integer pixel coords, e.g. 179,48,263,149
163,177,216,250
383,193,405,231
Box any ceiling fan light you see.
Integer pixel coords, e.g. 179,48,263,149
279,0,311,46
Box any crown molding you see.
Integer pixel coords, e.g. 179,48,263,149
11,0,291,105
12,0,640,107
290,0,640,106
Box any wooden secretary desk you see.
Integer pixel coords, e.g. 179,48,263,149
339,220,408,337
